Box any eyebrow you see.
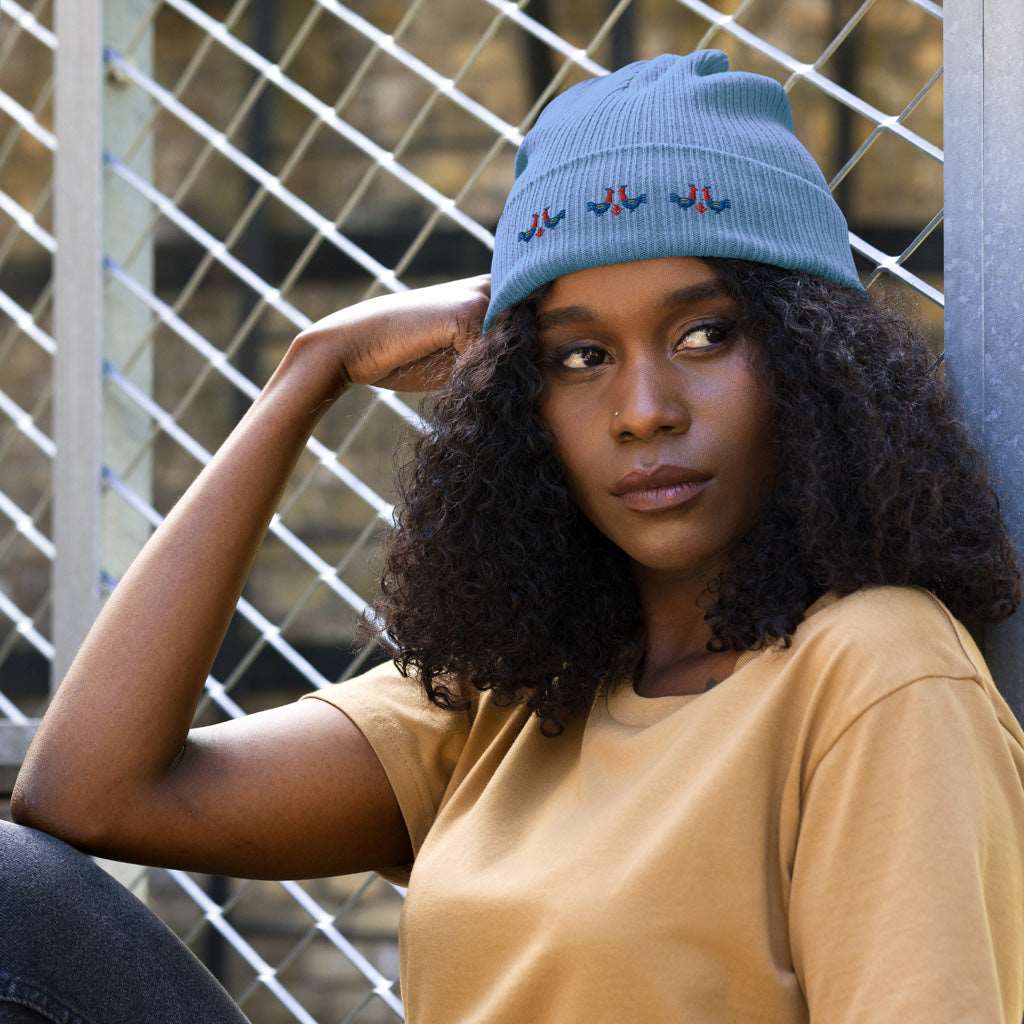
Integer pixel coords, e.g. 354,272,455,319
535,279,732,332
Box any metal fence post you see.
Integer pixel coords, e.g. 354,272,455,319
944,0,1024,725
54,0,155,897
54,0,103,699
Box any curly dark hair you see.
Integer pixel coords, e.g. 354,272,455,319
357,258,1021,736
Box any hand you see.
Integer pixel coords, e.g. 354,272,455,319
294,274,492,392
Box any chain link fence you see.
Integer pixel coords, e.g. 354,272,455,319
0,0,949,1020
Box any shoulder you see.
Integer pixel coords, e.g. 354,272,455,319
783,590,1024,815
757,584,1003,750
299,657,481,734
791,583,984,688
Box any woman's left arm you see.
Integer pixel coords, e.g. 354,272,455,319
790,675,1024,1023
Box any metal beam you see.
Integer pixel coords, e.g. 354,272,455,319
944,0,1024,724
52,0,155,901
54,0,104,693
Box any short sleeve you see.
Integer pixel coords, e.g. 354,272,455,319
790,675,1024,1023
297,659,473,886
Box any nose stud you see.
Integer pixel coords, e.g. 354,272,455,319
613,410,620,417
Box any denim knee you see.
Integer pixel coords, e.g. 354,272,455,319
0,820,108,1021
0,820,251,1023
0,819,112,914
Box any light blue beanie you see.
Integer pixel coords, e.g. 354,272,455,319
482,49,864,334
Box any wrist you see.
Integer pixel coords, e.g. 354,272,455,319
262,333,350,422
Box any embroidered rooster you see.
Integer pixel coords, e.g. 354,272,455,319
586,186,647,217
669,184,731,214
518,206,566,242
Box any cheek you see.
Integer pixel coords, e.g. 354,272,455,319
539,401,599,501
539,392,577,461
704,355,775,484
728,385,778,492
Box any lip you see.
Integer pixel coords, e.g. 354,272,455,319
614,477,712,512
611,464,713,496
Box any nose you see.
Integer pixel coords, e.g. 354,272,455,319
610,358,692,441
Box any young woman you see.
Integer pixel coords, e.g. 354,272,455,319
4,51,1023,1024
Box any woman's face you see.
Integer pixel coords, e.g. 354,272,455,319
535,256,778,579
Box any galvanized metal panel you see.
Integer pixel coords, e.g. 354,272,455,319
944,0,1024,722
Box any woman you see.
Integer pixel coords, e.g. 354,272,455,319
4,50,1023,1024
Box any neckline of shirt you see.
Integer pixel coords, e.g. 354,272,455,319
600,590,841,727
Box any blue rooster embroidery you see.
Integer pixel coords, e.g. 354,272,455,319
586,185,647,216
518,206,566,242
669,184,731,214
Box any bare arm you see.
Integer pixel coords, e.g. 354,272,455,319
11,275,489,877
43,696,416,881
11,331,411,877
11,337,343,832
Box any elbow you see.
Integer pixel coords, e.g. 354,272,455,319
9,784,59,840
9,770,39,827
9,775,104,848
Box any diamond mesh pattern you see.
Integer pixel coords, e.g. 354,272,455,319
0,1,943,1019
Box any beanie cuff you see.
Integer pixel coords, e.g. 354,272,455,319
483,144,863,333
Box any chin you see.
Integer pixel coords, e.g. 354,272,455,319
615,535,723,577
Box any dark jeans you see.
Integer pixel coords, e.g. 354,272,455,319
0,819,251,1023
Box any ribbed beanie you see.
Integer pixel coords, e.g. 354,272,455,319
482,49,864,333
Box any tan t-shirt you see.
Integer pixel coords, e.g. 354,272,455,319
298,585,1024,1023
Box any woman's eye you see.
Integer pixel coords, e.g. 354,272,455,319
679,322,734,349
559,346,606,369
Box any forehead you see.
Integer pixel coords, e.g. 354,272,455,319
535,256,731,331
